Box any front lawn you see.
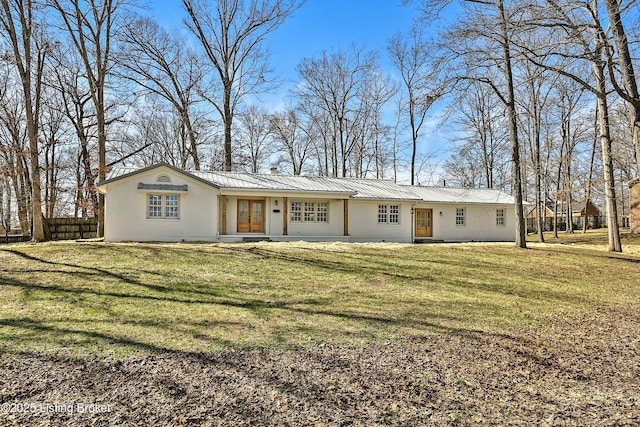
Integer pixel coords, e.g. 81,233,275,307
2,232,639,425
1,232,638,357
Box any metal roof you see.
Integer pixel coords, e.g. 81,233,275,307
190,171,356,195
405,186,517,205
102,164,516,204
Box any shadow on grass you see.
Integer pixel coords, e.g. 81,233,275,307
529,245,640,264
0,243,616,356
0,270,486,356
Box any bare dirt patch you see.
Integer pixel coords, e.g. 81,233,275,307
1,306,638,426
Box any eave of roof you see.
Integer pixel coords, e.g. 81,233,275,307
96,162,220,190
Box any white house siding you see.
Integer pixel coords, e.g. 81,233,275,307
220,195,345,240
348,200,414,243
103,167,218,242
286,198,344,239
424,203,515,242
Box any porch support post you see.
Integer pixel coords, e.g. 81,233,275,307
343,199,349,236
283,197,288,236
221,195,227,235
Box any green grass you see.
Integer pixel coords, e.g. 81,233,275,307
1,229,639,357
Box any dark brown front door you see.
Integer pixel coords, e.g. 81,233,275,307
237,200,265,233
415,208,433,237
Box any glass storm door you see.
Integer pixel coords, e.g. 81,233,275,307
415,208,433,237
237,200,265,233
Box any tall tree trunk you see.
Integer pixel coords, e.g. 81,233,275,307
223,83,233,171
498,0,527,249
603,0,640,176
583,106,598,233
566,165,573,234
594,63,622,251
0,0,46,241
592,1,622,251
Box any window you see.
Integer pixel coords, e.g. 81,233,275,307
291,201,302,222
389,205,399,223
456,208,465,226
304,202,315,222
378,204,400,224
148,195,163,218
317,202,328,222
496,209,505,227
165,195,179,218
147,194,180,219
291,200,328,222
378,204,387,223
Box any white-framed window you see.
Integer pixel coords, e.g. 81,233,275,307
378,204,387,223
378,204,400,224
165,195,179,218
291,200,328,222
389,205,399,223
456,208,465,226
496,208,505,227
291,201,302,222
304,202,315,222
147,194,180,219
317,202,328,222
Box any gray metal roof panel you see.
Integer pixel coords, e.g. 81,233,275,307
103,164,517,204
405,186,517,205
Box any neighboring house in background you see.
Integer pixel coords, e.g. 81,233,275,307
526,200,602,232
96,163,518,243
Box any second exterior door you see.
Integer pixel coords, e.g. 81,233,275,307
415,208,433,238
237,200,265,233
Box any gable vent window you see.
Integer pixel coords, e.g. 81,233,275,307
157,175,171,183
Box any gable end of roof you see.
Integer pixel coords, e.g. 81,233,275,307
97,162,220,190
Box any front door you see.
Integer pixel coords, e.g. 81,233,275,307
237,200,265,233
415,208,433,238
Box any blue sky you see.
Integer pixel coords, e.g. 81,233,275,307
145,1,448,182
147,0,421,95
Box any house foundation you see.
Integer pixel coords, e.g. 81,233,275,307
630,178,640,233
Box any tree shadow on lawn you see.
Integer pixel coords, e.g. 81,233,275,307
0,272,489,356
222,245,465,281
0,244,605,357
223,245,596,307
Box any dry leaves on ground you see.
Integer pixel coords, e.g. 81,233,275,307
1,307,639,426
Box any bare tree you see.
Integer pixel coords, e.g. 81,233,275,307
117,15,204,170
48,44,100,218
182,0,302,172
435,0,528,248
270,107,311,175
602,0,640,177
49,0,127,238
388,25,443,185
517,60,557,242
236,105,274,173
451,80,510,190
296,46,382,177
0,0,48,241
0,72,31,233
518,0,622,251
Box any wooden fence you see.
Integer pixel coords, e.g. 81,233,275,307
45,217,98,240
0,235,30,244
0,217,98,243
